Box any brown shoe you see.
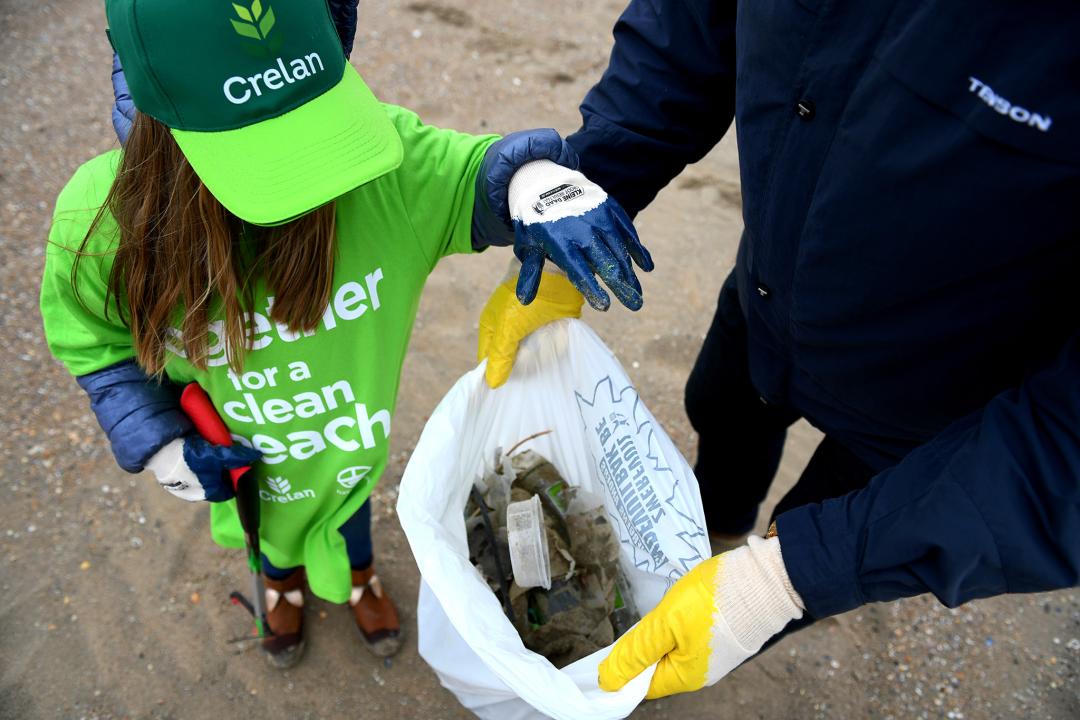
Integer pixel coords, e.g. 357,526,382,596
349,567,402,658
262,570,306,669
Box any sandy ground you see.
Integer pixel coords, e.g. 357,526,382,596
1,1,1077,718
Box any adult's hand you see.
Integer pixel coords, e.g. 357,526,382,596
508,160,653,311
145,436,261,503
599,536,803,699
473,130,654,312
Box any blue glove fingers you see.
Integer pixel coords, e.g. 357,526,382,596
592,214,643,297
520,219,611,311
585,234,643,311
557,248,611,312
111,53,135,145
222,443,262,468
611,202,655,272
522,129,579,171
183,436,262,502
183,436,262,469
515,249,546,305
203,482,236,504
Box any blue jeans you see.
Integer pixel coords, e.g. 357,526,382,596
262,500,372,580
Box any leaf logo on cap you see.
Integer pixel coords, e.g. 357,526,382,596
231,0,276,41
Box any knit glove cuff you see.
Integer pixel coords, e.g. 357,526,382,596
719,535,805,653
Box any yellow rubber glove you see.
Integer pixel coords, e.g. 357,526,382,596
598,536,804,699
478,271,584,388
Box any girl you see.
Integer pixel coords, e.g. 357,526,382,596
41,0,650,668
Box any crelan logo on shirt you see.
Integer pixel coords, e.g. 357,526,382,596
260,475,316,504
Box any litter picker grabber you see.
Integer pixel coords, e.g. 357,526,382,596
179,383,271,640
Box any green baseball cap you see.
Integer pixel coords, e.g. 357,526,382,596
105,0,403,225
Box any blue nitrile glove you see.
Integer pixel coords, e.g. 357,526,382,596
146,436,262,503
109,1,359,144
473,130,653,312
111,53,135,145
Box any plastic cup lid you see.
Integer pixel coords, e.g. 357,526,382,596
506,495,551,590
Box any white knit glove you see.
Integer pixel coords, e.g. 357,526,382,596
144,437,259,502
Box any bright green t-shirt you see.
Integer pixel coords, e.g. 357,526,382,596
41,105,497,602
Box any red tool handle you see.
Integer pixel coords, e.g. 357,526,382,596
180,383,248,490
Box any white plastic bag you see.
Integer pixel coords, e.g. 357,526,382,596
397,320,710,720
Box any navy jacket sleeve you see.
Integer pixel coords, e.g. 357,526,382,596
327,0,359,58
778,335,1080,618
565,0,737,216
77,360,193,473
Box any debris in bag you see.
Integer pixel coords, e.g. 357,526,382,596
507,495,552,589
465,444,641,668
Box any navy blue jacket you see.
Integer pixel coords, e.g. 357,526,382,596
567,0,1080,618
78,360,192,473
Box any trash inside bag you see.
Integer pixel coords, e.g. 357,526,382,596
398,320,711,720
466,447,640,669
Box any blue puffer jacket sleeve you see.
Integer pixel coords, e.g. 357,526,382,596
111,53,134,145
778,334,1080,618
76,360,193,473
565,0,737,216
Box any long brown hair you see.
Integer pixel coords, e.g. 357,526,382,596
74,111,336,375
